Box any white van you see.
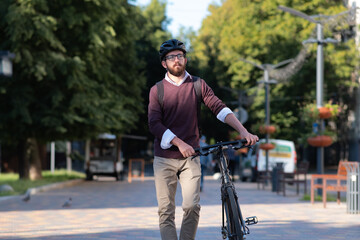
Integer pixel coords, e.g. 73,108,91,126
85,133,124,181
240,139,297,181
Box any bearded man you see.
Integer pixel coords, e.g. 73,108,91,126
148,39,258,240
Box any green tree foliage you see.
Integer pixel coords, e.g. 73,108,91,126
129,0,171,140
135,0,171,87
192,0,357,144
189,2,237,141
0,0,144,178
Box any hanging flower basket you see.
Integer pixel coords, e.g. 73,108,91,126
307,135,333,147
259,125,276,134
259,143,275,150
303,102,340,122
318,107,332,119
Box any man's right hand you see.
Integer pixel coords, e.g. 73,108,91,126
171,137,195,158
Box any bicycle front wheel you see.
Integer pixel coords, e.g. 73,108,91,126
224,187,243,240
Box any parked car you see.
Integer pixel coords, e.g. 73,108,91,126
85,133,124,181
240,139,297,182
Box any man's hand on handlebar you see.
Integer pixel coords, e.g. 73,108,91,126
239,132,259,146
178,143,195,158
171,137,195,158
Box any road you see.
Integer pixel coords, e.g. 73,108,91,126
0,176,359,240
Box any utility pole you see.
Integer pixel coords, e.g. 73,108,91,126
221,86,248,180
278,6,344,191
240,58,293,182
0,51,15,174
347,0,360,162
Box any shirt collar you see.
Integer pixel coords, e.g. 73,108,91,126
164,71,191,86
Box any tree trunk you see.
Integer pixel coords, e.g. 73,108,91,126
38,143,47,170
18,139,29,179
27,138,42,180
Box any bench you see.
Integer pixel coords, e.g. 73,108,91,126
277,161,309,196
310,161,358,208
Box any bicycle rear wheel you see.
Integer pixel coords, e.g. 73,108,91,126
224,187,243,240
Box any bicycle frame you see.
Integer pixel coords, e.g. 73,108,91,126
194,139,257,240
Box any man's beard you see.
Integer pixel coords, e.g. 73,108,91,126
167,63,186,77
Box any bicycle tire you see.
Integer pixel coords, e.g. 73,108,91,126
224,187,243,240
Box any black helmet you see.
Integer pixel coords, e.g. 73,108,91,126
159,39,186,61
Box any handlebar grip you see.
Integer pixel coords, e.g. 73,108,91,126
194,139,249,154
239,139,248,144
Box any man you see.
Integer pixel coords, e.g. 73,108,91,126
148,39,258,240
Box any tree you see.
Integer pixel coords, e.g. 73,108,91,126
189,2,238,141
127,0,171,143
0,0,145,179
192,0,357,149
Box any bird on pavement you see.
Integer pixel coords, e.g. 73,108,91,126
62,197,72,207
22,192,31,202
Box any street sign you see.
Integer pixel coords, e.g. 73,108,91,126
0,51,15,77
0,57,12,77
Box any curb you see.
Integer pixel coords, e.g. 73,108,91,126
0,178,84,202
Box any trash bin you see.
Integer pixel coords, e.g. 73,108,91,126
345,162,360,214
272,163,284,192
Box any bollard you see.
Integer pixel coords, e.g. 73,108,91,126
272,162,284,192
345,162,360,214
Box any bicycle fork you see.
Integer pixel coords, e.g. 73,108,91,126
236,198,258,235
222,185,258,239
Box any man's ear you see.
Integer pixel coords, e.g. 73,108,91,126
161,60,167,69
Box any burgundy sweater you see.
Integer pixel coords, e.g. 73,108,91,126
148,76,227,159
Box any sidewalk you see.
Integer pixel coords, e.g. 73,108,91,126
0,176,359,240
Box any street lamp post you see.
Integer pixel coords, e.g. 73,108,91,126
241,58,293,182
221,86,249,180
278,6,341,188
0,51,15,174
221,86,248,124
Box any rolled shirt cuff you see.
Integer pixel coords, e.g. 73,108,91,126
160,129,176,149
217,107,233,123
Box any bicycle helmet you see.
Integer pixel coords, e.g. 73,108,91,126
159,39,186,61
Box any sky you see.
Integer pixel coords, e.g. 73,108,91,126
135,0,222,36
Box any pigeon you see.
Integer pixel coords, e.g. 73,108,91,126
62,197,72,207
22,192,31,202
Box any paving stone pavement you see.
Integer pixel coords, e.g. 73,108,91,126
0,176,359,240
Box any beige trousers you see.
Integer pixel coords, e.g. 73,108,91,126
153,156,201,240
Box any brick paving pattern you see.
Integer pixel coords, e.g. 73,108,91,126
0,176,359,240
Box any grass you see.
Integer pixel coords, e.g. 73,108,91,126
302,193,346,202
0,170,85,197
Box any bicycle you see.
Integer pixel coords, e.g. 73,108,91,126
194,139,258,240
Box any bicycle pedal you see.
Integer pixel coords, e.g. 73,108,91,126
245,216,258,225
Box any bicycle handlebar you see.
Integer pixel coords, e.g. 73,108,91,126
194,139,249,156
